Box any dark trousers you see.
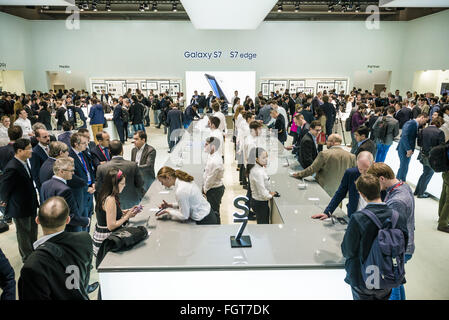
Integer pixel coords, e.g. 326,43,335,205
123,122,130,140
252,199,270,224
351,286,391,300
415,163,434,196
13,216,38,263
196,209,220,225
133,123,145,133
246,179,252,214
239,164,247,185
438,171,449,228
291,131,298,145
397,145,411,182
0,248,16,300
206,185,225,222
114,121,125,143
82,192,93,232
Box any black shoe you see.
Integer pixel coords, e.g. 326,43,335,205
417,194,430,199
156,125,161,129
413,190,418,196
437,225,449,233
87,282,99,294
242,185,248,190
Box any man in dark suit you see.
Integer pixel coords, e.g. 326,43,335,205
415,117,446,198
321,95,336,135
0,139,39,262
285,114,310,157
0,125,22,172
57,121,73,148
131,130,156,193
183,103,199,128
312,151,374,220
167,104,185,151
395,103,412,129
96,140,144,209
197,92,206,114
112,99,125,143
353,125,377,158
68,133,95,232
29,127,50,190
298,120,321,169
40,157,89,232
300,103,314,124
18,196,93,300
55,102,67,130
100,89,109,105
91,131,111,171
397,113,429,182
270,109,287,145
205,91,216,113
129,96,145,133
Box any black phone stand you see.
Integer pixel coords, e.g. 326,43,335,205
230,217,252,248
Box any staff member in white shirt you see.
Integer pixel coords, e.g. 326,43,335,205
236,112,255,188
208,116,224,160
202,137,225,223
247,147,277,224
212,103,227,139
13,108,34,139
156,166,219,225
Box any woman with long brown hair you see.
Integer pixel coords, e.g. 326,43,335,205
92,168,142,255
156,166,219,224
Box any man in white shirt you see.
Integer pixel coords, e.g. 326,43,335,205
203,137,225,223
230,91,239,108
212,103,227,138
13,108,34,139
208,116,224,160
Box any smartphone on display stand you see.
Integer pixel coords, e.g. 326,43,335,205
204,73,229,104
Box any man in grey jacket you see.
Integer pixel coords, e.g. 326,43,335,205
256,102,273,125
131,130,156,194
372,106,399,162
96,140,144,209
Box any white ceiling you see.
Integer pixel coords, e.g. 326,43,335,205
180,0,278,30
0,0,71,5
380,0,449,7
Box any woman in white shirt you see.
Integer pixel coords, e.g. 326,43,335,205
0,115,11,146
237,112,255,188
247,147,277,224
156,166,219,225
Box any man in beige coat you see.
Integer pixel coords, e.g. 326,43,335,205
293,134,356,197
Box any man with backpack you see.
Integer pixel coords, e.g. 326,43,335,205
372,107,399,162
367,163,414,300
341,173,408,300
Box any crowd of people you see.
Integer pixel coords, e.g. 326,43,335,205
0,85,448,301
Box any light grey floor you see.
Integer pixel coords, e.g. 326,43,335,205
1,121,448,300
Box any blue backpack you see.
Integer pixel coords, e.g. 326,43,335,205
360,209,406,290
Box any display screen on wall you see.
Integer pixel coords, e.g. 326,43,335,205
441,83,449,95
186,71,256,103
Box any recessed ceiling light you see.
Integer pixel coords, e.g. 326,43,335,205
277,4,283,12
106,1,111,11
152,2,158,12
173,2,178,12
295,3,300,12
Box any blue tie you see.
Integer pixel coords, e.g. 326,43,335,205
104,147,110,161
79,152,92,185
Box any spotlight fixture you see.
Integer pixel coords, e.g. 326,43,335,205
172,2,178,12
152,2,158,12
144,2,150,10
92,1,98,12
341,4,346,12
139,3,145,12
42,5,50,10
106,1,111,11
328,4,334,12
80,1,88,11
355,4,361,12
277,4,283,12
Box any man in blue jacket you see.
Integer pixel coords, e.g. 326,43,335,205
88,98,104,144
312,151,374,220
396,113,429,182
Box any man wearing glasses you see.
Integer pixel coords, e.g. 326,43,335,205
40,157,90,232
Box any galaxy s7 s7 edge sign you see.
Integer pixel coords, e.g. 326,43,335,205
184,50,257,60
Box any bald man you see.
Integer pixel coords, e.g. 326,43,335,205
312,151,374,220
293,134,356,197
18,196,94,300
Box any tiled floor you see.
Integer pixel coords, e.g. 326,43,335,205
1,122,449,299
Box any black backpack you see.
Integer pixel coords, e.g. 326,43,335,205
345,109,356,132
121,107,129,123
428,142,449,172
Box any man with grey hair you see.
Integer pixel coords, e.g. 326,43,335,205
40,157,89,232
293,133,356,197
312,151,374,220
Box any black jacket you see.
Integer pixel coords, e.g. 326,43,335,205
39,157,86,189
418,125,445,156
129,102,145,125
395,107,412,129
300,109,314,124
0,157,39,219
0,143,15,172
321,102,336,133
355,139,377,158
299,132,318,169
18,231,93,300
274,114,287,143
29,144,49,190
38,110,52,130
90,145,110,170
55,107,67,127
341,203,408,287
